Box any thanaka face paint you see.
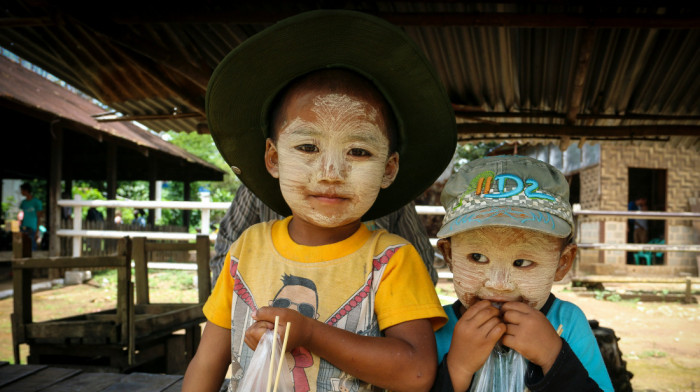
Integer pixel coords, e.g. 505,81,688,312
266,87,398,229
448,227,565,310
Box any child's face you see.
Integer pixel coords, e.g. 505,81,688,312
438,226,575,311
265,84,399,229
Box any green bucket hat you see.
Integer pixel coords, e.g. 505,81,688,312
207,9,456,220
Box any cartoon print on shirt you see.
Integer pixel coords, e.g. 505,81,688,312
271,274,319,391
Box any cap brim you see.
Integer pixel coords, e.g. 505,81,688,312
436,206,572,239
206,10,456,220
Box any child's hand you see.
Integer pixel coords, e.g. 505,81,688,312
244,306,313,352
500,301,562,374
446,300,506,391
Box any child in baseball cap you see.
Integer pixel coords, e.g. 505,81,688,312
432,155,613,391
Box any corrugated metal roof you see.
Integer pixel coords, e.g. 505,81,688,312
0,55,224,181
0,1,697,149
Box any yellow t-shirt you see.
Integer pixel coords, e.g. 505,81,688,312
204,216,446,391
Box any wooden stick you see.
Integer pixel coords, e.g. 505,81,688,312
272,321,291,392
266,316,280,392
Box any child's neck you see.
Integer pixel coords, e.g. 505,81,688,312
288,217,362,246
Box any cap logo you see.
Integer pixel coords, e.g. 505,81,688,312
454,171,555,211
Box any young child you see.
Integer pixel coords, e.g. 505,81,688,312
183,10,456,392
19,182,43,250
432,156,614,392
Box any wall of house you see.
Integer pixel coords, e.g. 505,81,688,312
577,142,699,276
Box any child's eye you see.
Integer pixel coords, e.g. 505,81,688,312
513,259,534,268
295,144,318,153
469,253,489,263
349,148,371,157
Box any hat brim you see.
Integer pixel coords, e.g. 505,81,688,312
436,206,573,239
206,10,456,220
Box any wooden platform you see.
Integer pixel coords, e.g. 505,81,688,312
0,362,185,392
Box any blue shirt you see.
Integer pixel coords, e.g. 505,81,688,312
435,295,614,392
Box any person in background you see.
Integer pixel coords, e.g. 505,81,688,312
19,183,43,251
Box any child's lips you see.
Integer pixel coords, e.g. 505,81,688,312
312,192,349,203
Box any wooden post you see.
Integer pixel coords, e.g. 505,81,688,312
196,235,211,304
106,144,117,225
148,160,157,227
48,124,63,274
72,195,82,257
132,237,149,305
116,238,133,346
183,181,191,229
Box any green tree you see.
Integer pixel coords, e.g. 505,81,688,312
159,131,240,229
453,142,499,172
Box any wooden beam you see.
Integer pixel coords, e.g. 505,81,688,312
456,123,700,138
95,112,203,123
454,110,700,122
108,11,700,29
566,28,596,124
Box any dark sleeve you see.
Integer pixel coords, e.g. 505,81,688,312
431,356,456,392
209,185,261,284
378,201,438,285
526,339,604,392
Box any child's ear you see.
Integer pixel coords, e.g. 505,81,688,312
264,138,280,178
380,152,399,189
436,238,453,271
554,243,577,281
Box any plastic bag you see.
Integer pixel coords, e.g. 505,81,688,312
470,343,527,392
237,330,294,392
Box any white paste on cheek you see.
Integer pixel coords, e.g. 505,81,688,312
274,93,391,227
449,229,563,309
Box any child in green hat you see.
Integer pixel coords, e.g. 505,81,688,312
184,10,456,392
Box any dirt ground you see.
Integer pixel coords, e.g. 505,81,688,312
1,273,698,391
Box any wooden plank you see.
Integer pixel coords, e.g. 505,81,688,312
49,371,126,392
0,366,82,392
0,365,47,388
196,234,210,303
162,379,183,392
101,372,182,392
25,320,118,340
146,242,195,252
12,256,127,269
132,237,149,305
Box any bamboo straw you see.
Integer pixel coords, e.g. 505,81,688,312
272,321,291,392
266,316,280,392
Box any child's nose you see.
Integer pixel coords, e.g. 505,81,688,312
318,152,347,181
484,267,515,291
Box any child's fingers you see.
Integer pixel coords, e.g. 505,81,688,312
244,320,273,350
462,300,501,323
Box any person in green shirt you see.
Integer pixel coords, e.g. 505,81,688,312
19,183,43,250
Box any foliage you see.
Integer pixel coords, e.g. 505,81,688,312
453,142,500,172
159,130,240,229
